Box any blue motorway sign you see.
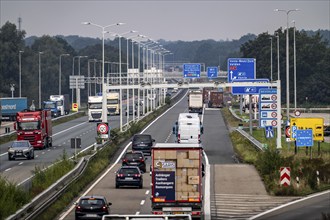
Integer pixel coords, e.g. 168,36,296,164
154,171,175,201
232,78,269,95
265,126,274,138
228,58,256,82
296,129,313,147
207,66,218,78
183,63,201,78
259,88,277,128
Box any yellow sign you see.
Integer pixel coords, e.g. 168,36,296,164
290,118,324,141
72,103,78,112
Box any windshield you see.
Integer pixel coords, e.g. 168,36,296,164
43,103,56,109
119,168,139,175
79,198,105,206
133,135,151,143
55,100,63,106
89,103,102,109
124,153,143,160
107,100,119,104
11,141,29,148
17,121,40,130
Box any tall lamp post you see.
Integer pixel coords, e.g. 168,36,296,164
292,20,297,110
19,50,24,97
77,55,88,108
275,8,299,121
275,32,280,81
59,53,70,95
82,21,124,123
269,37,273,81
38,51,44,109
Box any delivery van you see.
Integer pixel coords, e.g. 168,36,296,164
173,113,203,144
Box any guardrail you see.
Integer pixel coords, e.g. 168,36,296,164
236,128,265,152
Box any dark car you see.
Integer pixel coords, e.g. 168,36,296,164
122,151,146,172
75,195,112,220
8,140,34,160
131,134,155,156
115,166,143,188
324,126,330,136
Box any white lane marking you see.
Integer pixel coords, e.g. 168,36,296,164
0,122,88,157
248,190,330,220
59,90,189,220
42,152,45,155
47,149,50,152
5,168,11,172
18,162,23,166
35,155,39,158
165,130,172,143
136,212,140,215
140,200,145,205
145,190,149,195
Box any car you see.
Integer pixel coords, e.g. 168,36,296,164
131,134,155,156
75,195,112,220
8,140,34,160
122,151,147,173
324,126,330,136
115,166,143,189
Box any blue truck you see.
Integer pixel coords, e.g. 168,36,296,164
42,100,60,117
0,97,28,122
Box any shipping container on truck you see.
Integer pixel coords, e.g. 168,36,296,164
0,97,27,121
15,109,52,149
208,91,224,108
151,143,204,219
188,91,203,114
202,87,213,104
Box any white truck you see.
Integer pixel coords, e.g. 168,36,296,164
50,94,70,116
173,113,203,144
188,90,203,114
106,92,120,115
88,96,103,122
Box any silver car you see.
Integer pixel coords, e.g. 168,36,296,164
8,140,34,160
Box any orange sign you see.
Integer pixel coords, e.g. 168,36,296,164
72,103,78,112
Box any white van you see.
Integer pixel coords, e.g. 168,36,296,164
172,113,203,143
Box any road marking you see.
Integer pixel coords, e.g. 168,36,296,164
48,149,50,152
136,212,140,215
35,155,39,158
18,162,23,166
145,190,149,195
42,152,45,155
140,200,145,205
5,168,11,172
165,130,172,143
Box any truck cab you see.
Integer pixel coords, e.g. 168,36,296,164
88,96,103,122
42,100,59,117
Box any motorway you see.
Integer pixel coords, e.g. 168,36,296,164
1,92,329,219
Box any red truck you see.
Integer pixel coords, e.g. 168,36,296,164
208,91,224,108
151,143,204,219
15,109,53,149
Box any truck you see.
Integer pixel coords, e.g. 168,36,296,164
88,96,103,122
188,90,203,114
173,113,203,144
50,94,70,116
42,100,60,117
208,91,224,108
106,92,120,115
202,87,213,104
151,143,204,219
15,108,52,149
0,97,27,121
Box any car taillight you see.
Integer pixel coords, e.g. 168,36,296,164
152,211,163,215
192,211,201,216
117,174,124,177
122,159,127,162
140,159,144,162
75,205,81,211
134,174,141,177
102,206,107,211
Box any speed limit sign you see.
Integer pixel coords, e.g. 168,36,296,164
97,123,109,134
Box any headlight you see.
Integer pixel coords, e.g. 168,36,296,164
23,148,29,152
8,148,15,153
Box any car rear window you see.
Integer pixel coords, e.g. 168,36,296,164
125,153,143,160
80,198,105,206
119,168,139,174
133,135,151,143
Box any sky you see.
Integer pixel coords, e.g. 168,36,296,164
0,0,329,42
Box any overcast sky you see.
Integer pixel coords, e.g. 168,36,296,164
1,0,329,41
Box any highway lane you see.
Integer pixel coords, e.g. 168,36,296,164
0,114,123,184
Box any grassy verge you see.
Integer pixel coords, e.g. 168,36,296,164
222,107,330,196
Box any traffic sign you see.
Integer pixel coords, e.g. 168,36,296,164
72,103,78,112
291,125,297,139
259,88,277,128
296,129,313,147
280,167,291,186
290,118,324,141
69,75,85,89
294,110,301,117
183,63,201,78
97,122,109,134
207,67,218,78
228,58,255,82
265,126,274,138
232,78,269,95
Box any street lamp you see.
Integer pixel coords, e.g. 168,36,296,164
82,21,125,123
38,51,44,109
292,20,297,110
275,8,299,121
19,50,24,97
269,37,273,82
275,32,280,81
59,53,70,95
